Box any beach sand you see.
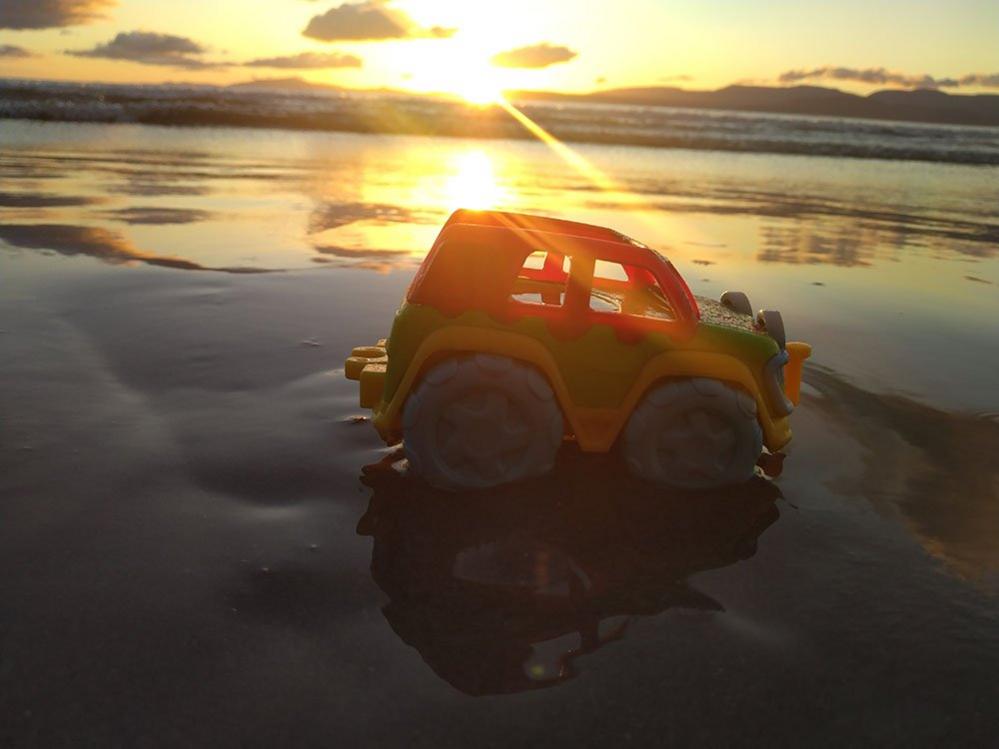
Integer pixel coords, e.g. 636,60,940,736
2,120,999,744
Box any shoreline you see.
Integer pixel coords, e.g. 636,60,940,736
3,111,998,167
3,77,998,167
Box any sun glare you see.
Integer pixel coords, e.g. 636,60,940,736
455,78,505,106
443,150,504,209
401,39,507,105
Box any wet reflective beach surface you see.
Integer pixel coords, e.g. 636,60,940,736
2,120,999,744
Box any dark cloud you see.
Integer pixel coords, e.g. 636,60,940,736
99,207,215,225
779,67,956,88
0,0,114,30
312,244,415,272
303,1,455,42
0,223,204,270
0,191,100,207
0,44,34,58
0,223,268,273
307,201,421,233
108,179,211,197
491,43,577,69
68,31,222,69
957,73,999,88
244,51,362,69
313,244,409,258
779,66,999,90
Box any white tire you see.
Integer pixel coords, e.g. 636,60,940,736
623,378,762,489
402,355,564,491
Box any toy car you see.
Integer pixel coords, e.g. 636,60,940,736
345,209,811,490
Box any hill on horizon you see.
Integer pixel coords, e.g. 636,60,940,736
2,75,997,128
508,83,999,127
222,77,999,127
226,77,345,94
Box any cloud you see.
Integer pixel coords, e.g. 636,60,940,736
303,1,455,42
0,44,34,58
779,66,955,88
0,223,204,271
491,42,577,69
0,224,268,273
0,191,99,207
307,201,419,233
0,0,114,29
244,51,361,69
957,73,999,88
779,66,999,90
100,207,215,225
67,31,222,69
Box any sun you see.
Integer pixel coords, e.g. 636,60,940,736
400,39,508,105
452,76,505,106
446,64,506,105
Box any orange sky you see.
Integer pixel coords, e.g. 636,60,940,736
1,0,997,98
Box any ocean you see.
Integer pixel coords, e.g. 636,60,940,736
3,78,999,164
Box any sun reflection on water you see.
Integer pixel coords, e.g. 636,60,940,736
442,150,506,211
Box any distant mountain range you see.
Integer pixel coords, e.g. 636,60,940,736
226,77,345,94
511,84,999,127
225,77,999,127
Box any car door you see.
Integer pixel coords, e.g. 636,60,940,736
556,251,686,412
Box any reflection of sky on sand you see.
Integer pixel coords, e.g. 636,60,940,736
2,120,998,407
3,121,997,274
0,123,996,364
797,367,999,589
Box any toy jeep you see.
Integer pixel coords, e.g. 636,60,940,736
346,209,810,490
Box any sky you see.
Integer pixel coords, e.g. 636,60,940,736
1,0,997,98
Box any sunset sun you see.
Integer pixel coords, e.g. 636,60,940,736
453,76,505,106
400,41,507,104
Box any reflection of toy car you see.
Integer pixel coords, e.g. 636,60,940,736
357,457,781,695
346,209,811,490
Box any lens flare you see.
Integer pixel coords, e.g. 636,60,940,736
496,97,621,196
495,96,718,250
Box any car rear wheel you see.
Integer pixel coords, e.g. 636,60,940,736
623,378,762,489
402,354,564,491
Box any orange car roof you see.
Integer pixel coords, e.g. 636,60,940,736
409,210,700,327
443,209,648,249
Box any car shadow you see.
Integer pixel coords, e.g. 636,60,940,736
356,450,782,695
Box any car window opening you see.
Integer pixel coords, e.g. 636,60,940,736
589,260,675,320
511,249,571,307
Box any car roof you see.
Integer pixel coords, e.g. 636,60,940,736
442,209,649,249
408,210,700,325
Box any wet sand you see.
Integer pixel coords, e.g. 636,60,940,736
2,121,999,745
